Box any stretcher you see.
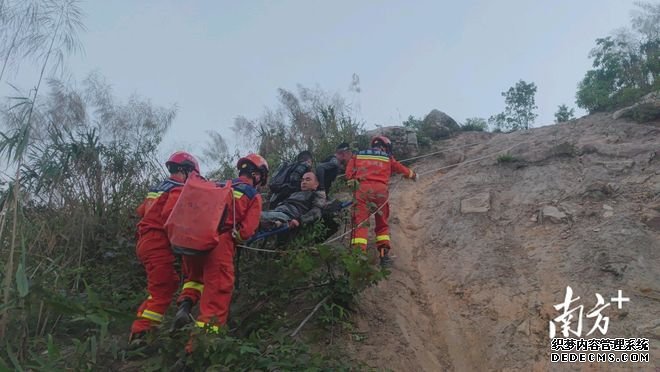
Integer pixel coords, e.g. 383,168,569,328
236,200,352,289
244,200,353,244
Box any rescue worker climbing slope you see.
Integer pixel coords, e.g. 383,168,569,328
130,151,200,341
345,136,417,267
178,154,266,335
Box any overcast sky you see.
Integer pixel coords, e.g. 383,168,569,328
6,0,638,160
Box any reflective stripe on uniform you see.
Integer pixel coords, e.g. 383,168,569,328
351,237,368,245
183,281,204,293
356,155,389,162
195,321,220,333
140,309,164,322
376,235,390,242
233,190,244,199
147,191,163,199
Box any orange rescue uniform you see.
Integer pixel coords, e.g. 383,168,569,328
131,175,186,336
181,176,262,331
345,149,414,250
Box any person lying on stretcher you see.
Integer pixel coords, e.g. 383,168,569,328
260,172,327,229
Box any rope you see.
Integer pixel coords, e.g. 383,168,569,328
418,141,524,176
398,141,482,163
236,244,281,253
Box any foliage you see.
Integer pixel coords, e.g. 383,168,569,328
576,2,660,112
202,130,239,180
0,4,389,368
232,85,364,170
0,0,86,346
496,154,518,163
554,104,575,123
170,233,386,371
402,115,431,147
488,80,538,132
0,0,86,82
182,330,340,371
461,117,487,132
0,73,174,367
402,115,423,131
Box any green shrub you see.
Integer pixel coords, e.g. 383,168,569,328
461,118,487,132
496,154,518,163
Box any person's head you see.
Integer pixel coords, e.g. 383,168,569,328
166,151,200,179
297,150,313,167
371,136,392,154
334,142,352,166
300,171,319,191
237,153,270,187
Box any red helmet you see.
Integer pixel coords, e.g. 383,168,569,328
371,135,392,154
237,153,270,186
166,151,200,174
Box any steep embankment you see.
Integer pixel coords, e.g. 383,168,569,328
346,113,660,371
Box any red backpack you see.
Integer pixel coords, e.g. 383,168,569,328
165,173,233,255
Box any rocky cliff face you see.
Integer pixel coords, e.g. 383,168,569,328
346,113,660,371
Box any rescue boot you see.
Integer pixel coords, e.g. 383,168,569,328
172,298,193,331
379,247,393,268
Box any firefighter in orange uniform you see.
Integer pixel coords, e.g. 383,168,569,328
178,154,267,336
345,136,417,267
130,151,200,341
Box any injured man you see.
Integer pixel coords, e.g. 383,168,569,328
261,172,328,229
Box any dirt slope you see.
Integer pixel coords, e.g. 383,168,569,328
346,113,660,371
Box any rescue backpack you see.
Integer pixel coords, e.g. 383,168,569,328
165,173,232,256
268,161,296,193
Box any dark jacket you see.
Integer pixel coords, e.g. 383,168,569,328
273,190,327,225
315,155,340,194
269,162,311,207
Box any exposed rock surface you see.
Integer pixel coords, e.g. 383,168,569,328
460,193,491,213
345,113,660,371
612,90,660,122
421,109,460,139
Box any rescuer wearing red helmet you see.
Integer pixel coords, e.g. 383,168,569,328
178,153,267,340
345,136,417,267
129,151,200,342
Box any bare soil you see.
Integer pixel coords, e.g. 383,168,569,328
345,113,660,371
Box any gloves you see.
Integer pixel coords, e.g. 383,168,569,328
231,228,244,243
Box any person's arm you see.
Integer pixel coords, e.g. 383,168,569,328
315,159,338,191
236,194,263,241
299,191,328,225
391,157,415,179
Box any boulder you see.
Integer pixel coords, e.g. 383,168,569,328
365,126,418,158
612,91,660,122
421,109,460,140
540,206,567,224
